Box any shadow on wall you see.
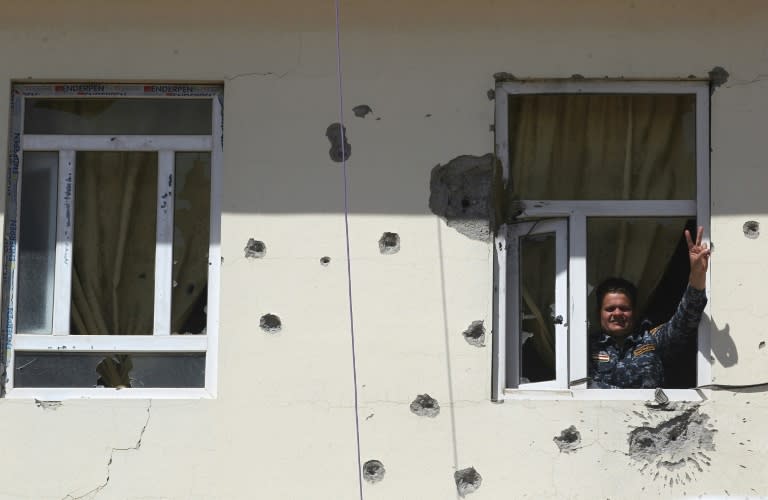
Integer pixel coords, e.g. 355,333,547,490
705,313,738,368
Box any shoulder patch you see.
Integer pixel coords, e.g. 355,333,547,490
633,344,656,357
649,325,662,336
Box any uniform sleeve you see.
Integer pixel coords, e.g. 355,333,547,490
648,285,707,352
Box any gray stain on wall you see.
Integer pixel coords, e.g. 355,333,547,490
326,123,351,162
429,154,495,241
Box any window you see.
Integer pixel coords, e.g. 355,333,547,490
2,83,222,398
491,81,710,400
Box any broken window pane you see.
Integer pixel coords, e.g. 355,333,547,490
171,152,211,335
13,352,205,388
508,94,696,200
24,98,212,135
70,152,157,335
17,152,58,334
519,231,556,383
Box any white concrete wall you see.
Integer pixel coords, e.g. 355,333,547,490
0,1,767,498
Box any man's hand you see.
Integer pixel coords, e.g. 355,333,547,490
685,226,710,290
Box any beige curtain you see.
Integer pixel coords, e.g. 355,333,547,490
510,95,696,378
70,152,210,386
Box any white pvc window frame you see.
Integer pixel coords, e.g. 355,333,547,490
492,80,711,402
2,83,223,399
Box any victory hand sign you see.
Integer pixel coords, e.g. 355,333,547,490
685,226,710,290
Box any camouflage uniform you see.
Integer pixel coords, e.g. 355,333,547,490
588,285,707,389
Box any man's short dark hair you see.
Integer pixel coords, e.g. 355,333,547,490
595,277,637,311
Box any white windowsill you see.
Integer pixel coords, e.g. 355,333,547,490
502,388,707,401
6,387,214,400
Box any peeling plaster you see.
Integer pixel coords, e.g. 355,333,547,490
429,154,496,241
553,425,582,453
34,399,62,411
362,460,385,483
326,122,351,162
454,467,482,497
410,394,440,417
462,320,486,347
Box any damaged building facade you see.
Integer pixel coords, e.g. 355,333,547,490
0,1,767,498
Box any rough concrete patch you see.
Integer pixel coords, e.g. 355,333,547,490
259,314,282,334
35,399,62,411
326,122,351,162
320,256,331,266
410,394,440,417
244,238,266,258
743,220,759,239
429,154,494,241
553,425,582,453
462,320,486,347
378,232,400,254
708,66,729,93
352,105,373,118
628,407,716,473
454,467,482,497
362,460,385,483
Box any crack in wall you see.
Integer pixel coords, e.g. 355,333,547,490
62,401,152,500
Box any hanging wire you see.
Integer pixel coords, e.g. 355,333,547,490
333,0,365,498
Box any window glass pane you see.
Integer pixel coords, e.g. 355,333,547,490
14,352,205,388
17,152,58,334
519,232,556,383
587,217,690,328
171,152,211,335
24,98,212,135
71,152,157,335
508,94,696,200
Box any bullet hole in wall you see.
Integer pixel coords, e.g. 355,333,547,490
759,341,766,349
379,232,400,255
553,425,582,453
259,314,282,334
429,154,494,241
708,66,729,93
462,320,486,347
320,256,331,266
627,406,715,479
244,238,266,258
362,460,385,483
352,104,373,118
486,89,495,100
410,394,440,417
454,467,482,497
326,122,351,162
743,220,759,239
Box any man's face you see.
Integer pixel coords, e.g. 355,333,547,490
600,292,634,337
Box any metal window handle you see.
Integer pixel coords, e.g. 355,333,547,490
553,315,564,325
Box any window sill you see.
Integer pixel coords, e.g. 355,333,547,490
5,387,214,400
502,388,707,402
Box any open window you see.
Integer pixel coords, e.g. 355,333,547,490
492,81,710,400
2,84,222,398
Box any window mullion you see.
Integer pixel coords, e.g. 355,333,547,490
52,150,75,336
153,150,174,336
568,214,588,387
